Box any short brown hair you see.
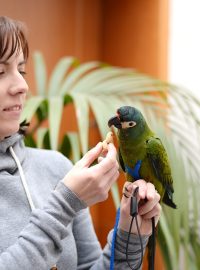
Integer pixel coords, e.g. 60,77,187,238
0,16,29,61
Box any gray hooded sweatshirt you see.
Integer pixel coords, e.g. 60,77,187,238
0,133,148,269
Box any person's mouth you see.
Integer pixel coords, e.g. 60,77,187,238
3,104,22,112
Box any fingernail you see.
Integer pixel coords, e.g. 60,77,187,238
96,142,103,147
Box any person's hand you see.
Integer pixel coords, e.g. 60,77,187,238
63,142,119,206
118,180,161,235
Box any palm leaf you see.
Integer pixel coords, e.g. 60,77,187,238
71,93,89,155
21,96,44,122
59,61,101,95
33,51,47,96
36,127,48,148
48,57,76,96
66,132,81,163
48,97,63,150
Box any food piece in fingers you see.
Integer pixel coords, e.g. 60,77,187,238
102,131,114,153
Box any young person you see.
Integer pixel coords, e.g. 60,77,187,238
0,16,161,269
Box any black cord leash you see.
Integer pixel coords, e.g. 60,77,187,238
126,186,155,270
110,186,155,270
125,186,144,270
149,217,156,270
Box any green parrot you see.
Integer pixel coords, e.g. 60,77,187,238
108,105,176,270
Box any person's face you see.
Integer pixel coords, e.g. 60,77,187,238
0,47,28,140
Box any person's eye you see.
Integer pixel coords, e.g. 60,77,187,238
0,71,5,75
19,70,27,77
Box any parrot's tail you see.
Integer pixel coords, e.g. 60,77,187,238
147,217,156,270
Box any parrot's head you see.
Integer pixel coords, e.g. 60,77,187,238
108,106,147,140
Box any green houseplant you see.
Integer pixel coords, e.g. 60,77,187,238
21,51,200,270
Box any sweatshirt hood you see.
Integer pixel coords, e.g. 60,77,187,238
0,133,26,173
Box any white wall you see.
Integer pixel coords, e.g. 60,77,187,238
169,0,200,98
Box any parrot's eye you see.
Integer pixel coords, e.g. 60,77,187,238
121,121,136,129
128,121,136,127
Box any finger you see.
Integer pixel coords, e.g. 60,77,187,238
138,192,160,215
132,180,147,200
122,182,133,199
120,183,137,216
141,204,162,225
107,170,120,191
92,143,118,174
98,156,104,163
103,164,120,188
76,142,103,168
146,182,158,200
97,169,120,201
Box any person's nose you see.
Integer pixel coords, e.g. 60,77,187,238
8,72,29,96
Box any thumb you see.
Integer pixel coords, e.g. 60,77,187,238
77,142,103,168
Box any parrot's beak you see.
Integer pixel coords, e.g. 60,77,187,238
108,116,122,129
